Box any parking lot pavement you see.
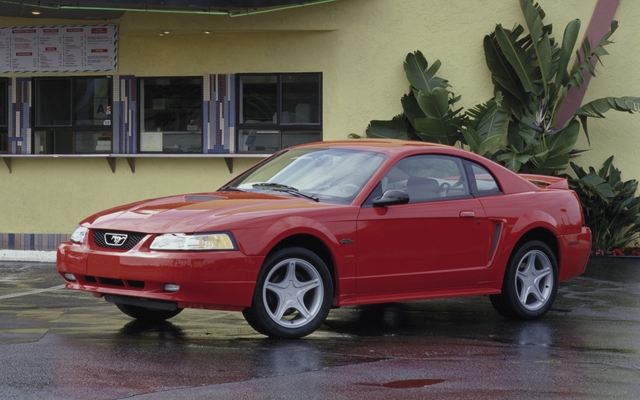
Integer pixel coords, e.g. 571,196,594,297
1,258,640,399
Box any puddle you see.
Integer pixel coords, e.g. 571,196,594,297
360,378,446,389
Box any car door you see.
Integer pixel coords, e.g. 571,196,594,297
355,154,493,297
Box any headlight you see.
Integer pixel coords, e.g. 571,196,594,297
70,226,89,244
150,232,236,251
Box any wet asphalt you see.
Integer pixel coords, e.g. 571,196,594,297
1,258,639,399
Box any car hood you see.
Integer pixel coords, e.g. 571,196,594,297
84,191,342,233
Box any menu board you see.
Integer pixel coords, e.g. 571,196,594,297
0,24,117,73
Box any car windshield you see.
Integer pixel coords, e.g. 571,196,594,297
224,147,388,204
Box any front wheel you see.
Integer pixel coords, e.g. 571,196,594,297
490,240,558,320
243,247,333,339
115,303,183,322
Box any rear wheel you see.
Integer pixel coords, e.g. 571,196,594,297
490,240,558,320
115,303,183,322
243,247,333,339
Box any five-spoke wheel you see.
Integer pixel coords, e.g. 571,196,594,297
490,240,558,320
243,247,333,338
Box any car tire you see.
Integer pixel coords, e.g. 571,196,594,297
115,303,183,322
490,240,558,320
243,247,333,339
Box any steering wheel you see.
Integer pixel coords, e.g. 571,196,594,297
439,182,451,195
339,183,360,195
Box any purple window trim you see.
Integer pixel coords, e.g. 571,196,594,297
555,0,620,127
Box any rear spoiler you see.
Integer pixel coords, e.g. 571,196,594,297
519,174,569,190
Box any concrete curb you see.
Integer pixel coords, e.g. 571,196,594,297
0,250,56,263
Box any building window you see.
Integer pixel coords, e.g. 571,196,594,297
237,73,322,153
0,79,7,153
33,77,112,154
139,77,203,153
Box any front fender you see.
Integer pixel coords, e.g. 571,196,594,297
255,215,347,256
235,215,358,300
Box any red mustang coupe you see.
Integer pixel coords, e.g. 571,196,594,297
57,140,591,338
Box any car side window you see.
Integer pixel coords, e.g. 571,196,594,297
379,155,470,203
467,162,502,196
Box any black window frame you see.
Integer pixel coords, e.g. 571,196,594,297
236,72,322,153
32,76,113,154
137,76,204,154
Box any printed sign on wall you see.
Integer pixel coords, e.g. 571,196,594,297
0,24,117,73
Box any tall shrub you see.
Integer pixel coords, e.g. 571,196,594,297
565,157,640,253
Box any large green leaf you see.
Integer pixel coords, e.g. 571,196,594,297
499,89,526,120
568,20,618,90
519,0,551,92
597,155,614,178
579,172,616,198
495,25,543,96
568,160,588,179
414,118,455,145
555,19,580,89
497,150,533,173
575,96,640,143
483,33,528,105
413,87,467,146
462,96,509,156
415,87,449,119
366,115,409,139
546,119,580,156
505,120,525,151
404,51,448,95
400,91,425,131
531,152,569,174
576,96,640,118
517,117,539,146
527,119,579,173
568,170,614,202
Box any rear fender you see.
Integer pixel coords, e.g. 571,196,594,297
484,211,560,282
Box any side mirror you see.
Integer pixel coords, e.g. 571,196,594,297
372,189,410,207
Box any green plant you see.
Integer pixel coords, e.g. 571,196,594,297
565,156,640,253
355,51,508,153
357,0,640,175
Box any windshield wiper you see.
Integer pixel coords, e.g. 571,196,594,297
219,185,246,192
252,182,319,202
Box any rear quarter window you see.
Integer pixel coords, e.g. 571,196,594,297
469,162,501,196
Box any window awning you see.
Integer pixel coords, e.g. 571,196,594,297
0,0,336,20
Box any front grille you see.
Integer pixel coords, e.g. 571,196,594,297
93,230,146,250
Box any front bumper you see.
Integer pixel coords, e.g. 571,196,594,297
56,241,265,311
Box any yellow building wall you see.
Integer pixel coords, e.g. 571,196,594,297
1,157,261,234
3,0,640,237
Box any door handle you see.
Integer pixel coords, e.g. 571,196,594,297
459,211,475,218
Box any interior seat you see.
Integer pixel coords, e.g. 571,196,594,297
406,177,440,202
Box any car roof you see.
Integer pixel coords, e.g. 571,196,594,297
290,139,449,155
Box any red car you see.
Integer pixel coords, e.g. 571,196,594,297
57,140,591,338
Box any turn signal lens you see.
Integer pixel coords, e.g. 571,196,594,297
64,273,76,281
163,284,180,292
